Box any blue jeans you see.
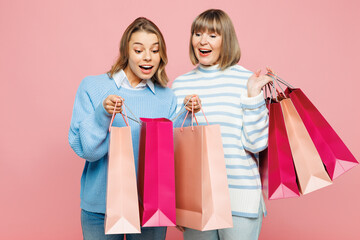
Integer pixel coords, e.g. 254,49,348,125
81,209,167,240
183,210,263,240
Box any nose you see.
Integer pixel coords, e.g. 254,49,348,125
200,34,207,45
144,50,151,61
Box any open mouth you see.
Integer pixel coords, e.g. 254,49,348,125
139,65,153,74
139,65,153,70
199,49,212,54
199,49,212,56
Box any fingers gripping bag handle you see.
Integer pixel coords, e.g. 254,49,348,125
180,96,209,131
108,98,129,132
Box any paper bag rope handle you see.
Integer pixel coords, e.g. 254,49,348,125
180,96,209,131
108,98,129,132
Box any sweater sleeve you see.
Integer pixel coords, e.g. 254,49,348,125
168,93,178,120
240,91,269,153
68,78,112,162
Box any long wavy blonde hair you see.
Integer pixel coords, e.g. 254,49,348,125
108,17,169,87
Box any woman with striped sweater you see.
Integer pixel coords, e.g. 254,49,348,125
172,9,272,240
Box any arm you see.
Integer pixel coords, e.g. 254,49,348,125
68,79,114,162
241,70,272,153
241,92,269,153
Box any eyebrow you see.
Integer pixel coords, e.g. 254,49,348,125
133,42,159,46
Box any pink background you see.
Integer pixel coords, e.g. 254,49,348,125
1,0,359,239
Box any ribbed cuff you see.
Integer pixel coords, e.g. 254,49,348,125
240,91,265,110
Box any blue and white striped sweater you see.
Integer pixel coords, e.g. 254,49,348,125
172,64,268,218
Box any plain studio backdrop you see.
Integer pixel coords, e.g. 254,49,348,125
1,0,359,239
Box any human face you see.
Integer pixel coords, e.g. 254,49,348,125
124,31,160,86
192,30,222,66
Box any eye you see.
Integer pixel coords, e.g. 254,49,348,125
152,49,159,53
134,50,142,54
194,33,201,37
210,34,217,38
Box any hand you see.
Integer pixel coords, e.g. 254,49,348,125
247,69,273,98
103,95,123,115
176,225,185,232
183,95,202,113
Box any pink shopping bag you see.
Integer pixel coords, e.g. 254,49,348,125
260,100,300,199
105,100,141,234
137,118,176,227
174,101,233,231
285,87,358,180
280,97,333,194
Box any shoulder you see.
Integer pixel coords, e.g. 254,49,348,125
79,73,111,89
227,65,253,76
172,68,199,89
173,69,198,82
75,74,113,103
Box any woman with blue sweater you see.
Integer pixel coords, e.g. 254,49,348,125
69,17,178,240
172,9,272,240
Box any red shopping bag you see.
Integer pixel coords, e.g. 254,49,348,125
260,100,300,199
137,118,176,227
105,101,141,234
285,87,358,180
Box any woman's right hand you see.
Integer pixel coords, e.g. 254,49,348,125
103,95,123,115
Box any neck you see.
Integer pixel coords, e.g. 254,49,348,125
124,66,142,87
198,64,220,70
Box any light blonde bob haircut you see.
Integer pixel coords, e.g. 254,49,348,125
108,17,169,87
189,9,241,70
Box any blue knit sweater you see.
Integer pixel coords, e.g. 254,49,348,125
68,73,179,213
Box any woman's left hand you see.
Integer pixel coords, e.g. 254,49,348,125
247,69,273,97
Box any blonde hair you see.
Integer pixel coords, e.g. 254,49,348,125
108,17,169,87
189,9,241,70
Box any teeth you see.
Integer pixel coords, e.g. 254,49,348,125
140,66,152,69
200,49,211,53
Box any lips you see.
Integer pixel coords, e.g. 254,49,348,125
199,48,212,57
139,65,153,74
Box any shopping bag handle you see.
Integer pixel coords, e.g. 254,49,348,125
266,67,295,90
108,98,129,132
180,96,209,131
121,101,142,126
264,68,295,102
171,96,192,123
264,83,275,106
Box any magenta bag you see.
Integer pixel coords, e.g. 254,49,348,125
284,87,358,180
137,118,176,227
260,99,300,200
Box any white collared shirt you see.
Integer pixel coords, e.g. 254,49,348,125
112,70,155,94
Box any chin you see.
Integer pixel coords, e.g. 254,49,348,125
140,73,155,80
199,61,212,66
197,58,213,66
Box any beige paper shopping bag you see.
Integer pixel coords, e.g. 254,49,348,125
174,106,232,231
280,98,332,194
105,101,140,234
